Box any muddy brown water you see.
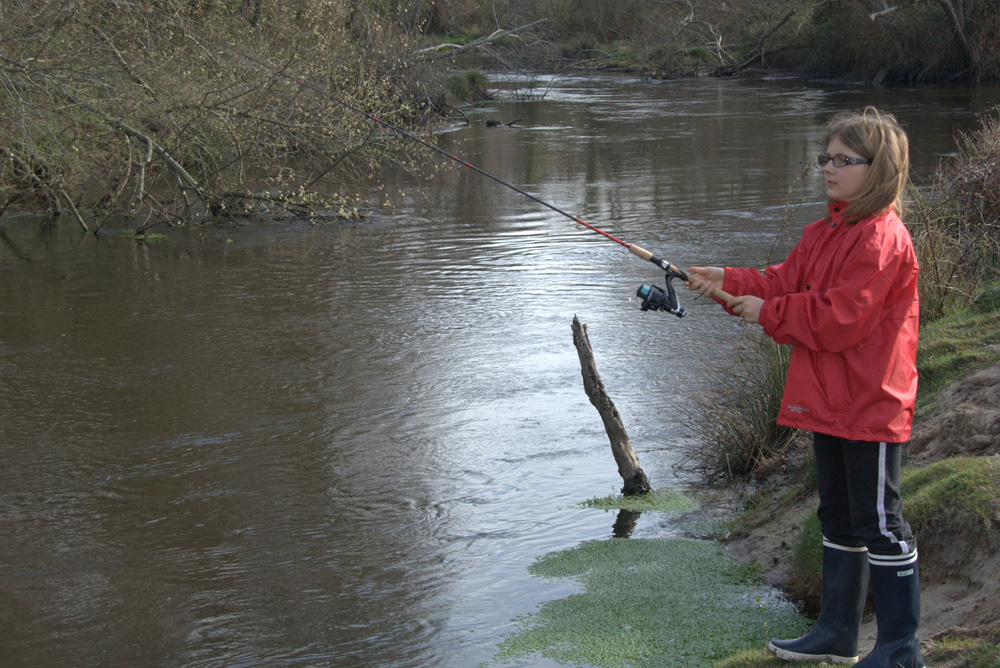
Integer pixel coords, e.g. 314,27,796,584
1,74,997,667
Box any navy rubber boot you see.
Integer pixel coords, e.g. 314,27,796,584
768,541,869,664
855,552,925,668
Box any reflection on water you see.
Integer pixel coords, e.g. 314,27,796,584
1,75,997,667
612,510,643,538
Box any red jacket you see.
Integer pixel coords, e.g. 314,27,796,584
722,203,919,442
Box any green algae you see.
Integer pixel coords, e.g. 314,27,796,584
579,488,700,514
483,537,811,668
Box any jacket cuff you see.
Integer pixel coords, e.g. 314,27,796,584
758,299,775,334
721,270,740,296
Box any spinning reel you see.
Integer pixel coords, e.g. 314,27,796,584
635,266,687,318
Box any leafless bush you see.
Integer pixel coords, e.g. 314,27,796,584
909,107,1000,320
946,109,1000,232
678,324,796,485
0,0,444,230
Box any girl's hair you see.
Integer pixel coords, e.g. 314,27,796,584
824,106,910,223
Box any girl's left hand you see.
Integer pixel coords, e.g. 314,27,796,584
726,295,764,324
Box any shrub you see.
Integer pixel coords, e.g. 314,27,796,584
909,107,1000,321
0,0,444,228
445,70,492,102
680,324,795,484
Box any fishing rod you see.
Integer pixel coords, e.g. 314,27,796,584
128,2,733,315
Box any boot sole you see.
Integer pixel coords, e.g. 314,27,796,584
767,641,859,664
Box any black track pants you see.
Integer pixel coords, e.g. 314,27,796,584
812,432,917,556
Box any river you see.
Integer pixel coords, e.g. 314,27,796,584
1,74,997,668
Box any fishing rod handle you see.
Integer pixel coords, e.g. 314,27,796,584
627,244,734,302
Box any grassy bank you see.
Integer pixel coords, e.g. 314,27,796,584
915,280,1000,417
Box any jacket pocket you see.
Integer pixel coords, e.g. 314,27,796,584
814,350,852,413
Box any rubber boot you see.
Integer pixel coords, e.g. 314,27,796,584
768,541,869,664
854,552,925,668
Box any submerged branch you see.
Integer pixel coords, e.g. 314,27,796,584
572,315,651,496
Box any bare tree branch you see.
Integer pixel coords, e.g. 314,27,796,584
717,9,802,75
65,92,201,189
869,6,901,20
410,18,548,59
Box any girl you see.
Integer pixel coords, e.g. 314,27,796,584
688,107,924,668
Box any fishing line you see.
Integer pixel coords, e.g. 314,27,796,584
108,1,733,314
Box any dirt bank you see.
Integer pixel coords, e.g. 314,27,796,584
723,358,1000,656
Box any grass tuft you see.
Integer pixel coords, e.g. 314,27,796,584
679,324,795,484
925,629,1000,668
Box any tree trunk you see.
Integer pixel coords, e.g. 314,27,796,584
933,0,976,75
571,316,651,496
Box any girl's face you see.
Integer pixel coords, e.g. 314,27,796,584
824,137,869,202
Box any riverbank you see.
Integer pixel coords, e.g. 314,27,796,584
441,1,999,84
723,357,1000,665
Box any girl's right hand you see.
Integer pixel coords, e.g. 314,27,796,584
686,266,725,297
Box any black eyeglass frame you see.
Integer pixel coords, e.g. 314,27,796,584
817,154,871,168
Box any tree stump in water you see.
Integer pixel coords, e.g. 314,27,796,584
571,316,651,496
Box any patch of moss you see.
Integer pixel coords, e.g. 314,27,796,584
482,537,810,667
579,488,699,513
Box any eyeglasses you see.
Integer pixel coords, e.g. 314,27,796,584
817,154,870,168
